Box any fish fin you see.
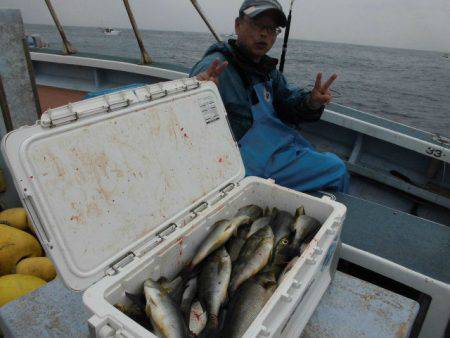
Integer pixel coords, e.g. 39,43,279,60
125,292,146,311
271,207,279,218
160,285,172,297
224,222,234,232
295,205,305,218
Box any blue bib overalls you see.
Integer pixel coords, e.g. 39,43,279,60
238,81,349,193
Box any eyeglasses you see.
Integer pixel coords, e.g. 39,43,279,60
244,17,283,36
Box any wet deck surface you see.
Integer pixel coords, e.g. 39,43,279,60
37,85,86,114
0,272,418,337
301,272,419,338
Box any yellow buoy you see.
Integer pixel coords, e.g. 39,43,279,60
0,208,29,232
0,224,43,276
0,274,46,307
15,257,57,282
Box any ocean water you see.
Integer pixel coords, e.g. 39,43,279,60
26,24,450,137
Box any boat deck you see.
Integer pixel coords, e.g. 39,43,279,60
0,272,419,338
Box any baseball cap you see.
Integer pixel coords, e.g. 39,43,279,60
239,0,287,27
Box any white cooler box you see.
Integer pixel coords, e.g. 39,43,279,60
2,78,346,338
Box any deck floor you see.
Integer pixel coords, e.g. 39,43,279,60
37,85,86,115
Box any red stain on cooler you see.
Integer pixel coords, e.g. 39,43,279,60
218,157,224,163
177,237,184,256
184,133,189,138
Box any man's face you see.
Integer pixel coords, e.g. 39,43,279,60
235,13,281,61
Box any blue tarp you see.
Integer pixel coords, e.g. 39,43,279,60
84,83,146,99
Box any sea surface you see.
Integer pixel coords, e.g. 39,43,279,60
26,24,450,137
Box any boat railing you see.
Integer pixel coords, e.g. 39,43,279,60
42,0,153,64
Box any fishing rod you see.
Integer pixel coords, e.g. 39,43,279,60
190,0,222,43
279,0,295,73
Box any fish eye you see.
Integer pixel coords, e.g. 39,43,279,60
281,238,288,245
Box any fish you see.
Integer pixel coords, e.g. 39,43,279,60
278,243,309,284
222,272,277,338
180,277,198,321
115,303,153,331
299,242,308,255
270,210,294,247
198,247,231,331
189,300,207,336
261,236,295,279
278,256,299,285
226,225,250,262
246,216,272,239
291,207,320,249
159,276,184,304
144,279,189,338
234,205,263,222
264,206,279,218
228,226,274,294
190,215,251,268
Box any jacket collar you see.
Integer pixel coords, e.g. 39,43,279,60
228,39,278,78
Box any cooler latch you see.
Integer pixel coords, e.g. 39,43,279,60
41,91,133,128
132,223,178,259
190,201,208,219
105,252,135,276
143,78,200,102
210,183,236,206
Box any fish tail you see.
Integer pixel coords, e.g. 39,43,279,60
198,315,220,337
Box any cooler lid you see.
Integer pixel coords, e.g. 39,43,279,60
1,79,245,291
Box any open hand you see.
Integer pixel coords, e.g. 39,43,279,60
310,73,338,106
196,58,228,86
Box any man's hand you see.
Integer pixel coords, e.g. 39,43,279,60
309,73,338,107
196,58,228,87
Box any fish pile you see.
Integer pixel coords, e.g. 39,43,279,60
115,204,321,338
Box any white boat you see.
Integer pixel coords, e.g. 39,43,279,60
0,6,448,338
103,27,120,36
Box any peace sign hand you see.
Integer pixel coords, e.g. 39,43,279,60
196,58,229,87
310,73,338,107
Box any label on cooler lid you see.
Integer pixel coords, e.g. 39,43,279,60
199,95,220,124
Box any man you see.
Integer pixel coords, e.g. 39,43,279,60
190,0,349,193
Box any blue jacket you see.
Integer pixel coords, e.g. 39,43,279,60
190,40,324,141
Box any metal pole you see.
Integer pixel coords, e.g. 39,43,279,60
122,0,152,65
279,0,295,73
43,0,76,54
190,0,222,43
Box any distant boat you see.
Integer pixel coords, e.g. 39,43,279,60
443,53,449,58
103,27,120,36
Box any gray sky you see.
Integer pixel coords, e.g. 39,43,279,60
2,0,450,51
